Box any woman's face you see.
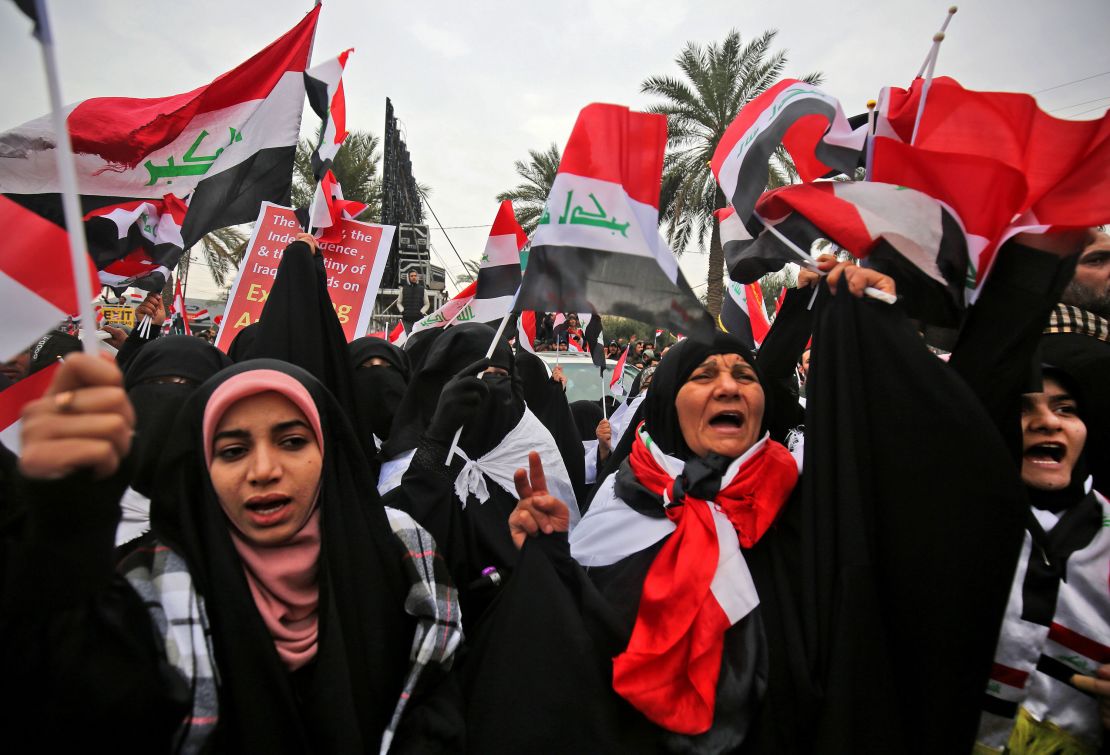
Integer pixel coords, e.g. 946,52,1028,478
1020,376,1086,491
675,353,764,458
209,391,323,546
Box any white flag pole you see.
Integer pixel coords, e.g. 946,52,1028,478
444,308,514,466
753,214,897,305
34,0,99,355
910,7,957,146
600,368,608,420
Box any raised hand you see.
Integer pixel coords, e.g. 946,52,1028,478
135,293,166,327
814,253,897,298
596,418,612,462
509,451,571,549
426,358,491,444
19,353,135,480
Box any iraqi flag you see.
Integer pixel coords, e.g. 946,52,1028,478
744,181,969,321
517,310,537,353
871,76,1110,296
409,280,479,335
718,279,769,351
610,344,630,394
711,79,866,224
0,7,320,290
166,276,192,336
304,49,353,180
517,104,715,340
0,361,60,453
84,194,188,291
469,200,527,324
388,320,407,346
309,169,368,243
717,204,812,283
0,196,99,361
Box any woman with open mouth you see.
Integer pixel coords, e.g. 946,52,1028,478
973,365,1109,753
4,356,463,752
467,253,1036,753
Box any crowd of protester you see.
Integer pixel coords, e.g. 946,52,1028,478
0,228,1106,753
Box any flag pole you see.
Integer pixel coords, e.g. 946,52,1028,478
753,214,897,305
34,0,99,355
864,99,877,181
914,6,957,78
910,7,957,145
600,368,608,420
444,309,513,465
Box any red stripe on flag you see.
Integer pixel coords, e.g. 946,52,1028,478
610,344,629,387
66,7,320,168
1048,622,1110,664
556,104,668,209
0,361,59,431
489,200,528,250
989,662,1030,689
0,196,98,314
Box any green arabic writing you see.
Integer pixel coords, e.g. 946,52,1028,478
143,126,243,186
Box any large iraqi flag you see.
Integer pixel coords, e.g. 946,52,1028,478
711,79,865,226
0,7,320,290
517,103,715,340
871,76,1110,296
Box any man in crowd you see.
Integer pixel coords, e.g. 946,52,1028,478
395,269,431,334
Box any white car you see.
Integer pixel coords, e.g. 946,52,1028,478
535,351,640,404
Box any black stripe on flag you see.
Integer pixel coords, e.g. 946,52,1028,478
304,72,330,121
181,145,296,247
475,263,522,300
519,245,715,341
725,214,821,284
729,97,858,220
980,693,1018,719
1035,655,1095,696
718,291,756,351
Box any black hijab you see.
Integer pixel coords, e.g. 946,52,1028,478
227,322,261,362
382,323,522,460
150,359,415,752
124,335,231,496
349,337,411,447
640,332,766,459
570,400,604,442
515,348,588,498
234,242,367,455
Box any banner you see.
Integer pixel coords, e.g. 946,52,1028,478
215,202,393,351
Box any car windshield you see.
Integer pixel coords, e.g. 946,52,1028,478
537,355,639,404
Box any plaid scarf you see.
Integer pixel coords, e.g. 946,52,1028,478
119,508,463,754
1044,303,1109,343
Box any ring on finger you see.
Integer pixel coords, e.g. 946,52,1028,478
54,391,76,413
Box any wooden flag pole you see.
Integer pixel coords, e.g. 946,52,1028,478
444,309,514,465
34,0,99,355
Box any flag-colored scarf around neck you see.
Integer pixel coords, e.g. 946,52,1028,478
612,425,797,734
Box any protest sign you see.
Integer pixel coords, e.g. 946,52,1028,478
215,202,393,352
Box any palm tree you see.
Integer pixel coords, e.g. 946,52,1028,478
643,29,821,315
496,143,561,235
454,259,482,286
291,131,383,221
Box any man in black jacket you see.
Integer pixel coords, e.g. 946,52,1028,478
395,270,430,334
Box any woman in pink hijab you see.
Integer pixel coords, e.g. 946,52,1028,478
5,356,462,753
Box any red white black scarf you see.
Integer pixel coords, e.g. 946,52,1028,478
611,424,797,735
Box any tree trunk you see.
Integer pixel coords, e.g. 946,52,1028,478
705,189,727,317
